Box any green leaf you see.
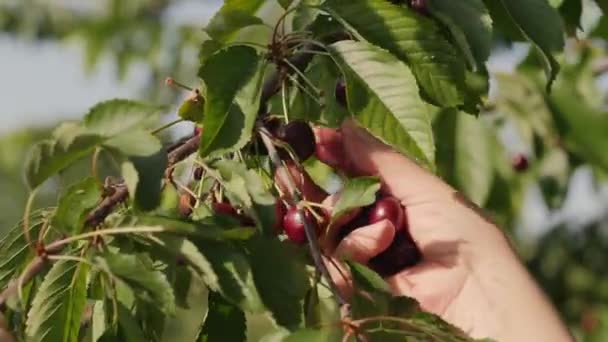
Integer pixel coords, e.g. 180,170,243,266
150,236,220,291
486,0,565,89
284,328,343,341
330,177,380,224
53,177,101,233
433,110,493,205
278,0,296,9
0,210,46,289
161,272,209,342
82,301,107,342
137,215,255,240
427,0,492,70
83,99,166,137
548,81,608,172
114,303,147,342
195,240,264,312
199,291,246,342
212,160,276,235
247,237,309,329
121,149,167,211
329,40,436,168
347,261,391,318
325,0,466,107
25,260,89,342
24,134,102,189
104,130,163,157
198,46,264,157
558,0,582,34
98,253,176,314
204,0,265,42
288,55,349,128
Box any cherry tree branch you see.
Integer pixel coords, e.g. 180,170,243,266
0,43,325,312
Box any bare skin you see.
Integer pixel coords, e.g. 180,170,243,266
294,120,573,341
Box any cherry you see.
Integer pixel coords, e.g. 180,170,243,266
212,202,238,217
409,0,428,14
512,154,529,172
274,200,288,233
369,231,421,277
335,78,347,108
276,120,316,161
194,126,203,135
193,167,204,180
369,197,404,230
251,116,282,156
282,207,317,244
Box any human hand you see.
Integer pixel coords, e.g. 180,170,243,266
305,120,572,341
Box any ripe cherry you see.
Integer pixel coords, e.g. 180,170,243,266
409,0,428,14
193,167,204,180
212,202,238,217
282,207,317,244
335,78,347,108
512,154,529,172
369,231,421,277
194,126,203,135
276,120,316,161
369,197,404,230
274,200,288,233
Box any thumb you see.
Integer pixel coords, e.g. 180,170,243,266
340,120,454,204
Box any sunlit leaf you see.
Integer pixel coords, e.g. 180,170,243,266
427,0,492,70
325,0,466,107
98,253,176,314
25,260,89,342
329,40,436,168
53,177,102,233
434,110,493,205
199,46,265,157
247,237,309,329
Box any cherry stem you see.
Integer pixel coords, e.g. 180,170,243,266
151,118,185,135
165,77,193,91
281,80,290,123
21,189,38,252
286,74,324,106
257,124,347,307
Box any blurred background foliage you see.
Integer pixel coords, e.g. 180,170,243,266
0,0,607,340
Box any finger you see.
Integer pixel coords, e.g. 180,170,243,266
314,127,352,172
274,162,327,203
334,219,396,264
341,120,454,204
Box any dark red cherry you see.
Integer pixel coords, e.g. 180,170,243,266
409,0,428,14
282,207,316,244
274,200,288,233
194,126,203,135
512,154,529,172
335,79,347,107
369,197,404,230
276,120,316,161
369,231,421,277
193,167,204,180
212,202,238,217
